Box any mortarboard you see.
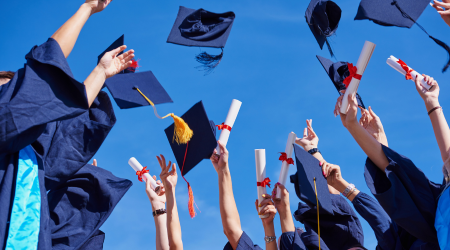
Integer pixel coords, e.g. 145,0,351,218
165,101,217,218
354,0,450,72
98,35,139,74
305,0,342,57
317,55,366,109
167,6,236,75
290,144,334,214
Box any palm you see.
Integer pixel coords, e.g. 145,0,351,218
296,119,318,150
85,0,111,14
164,175,178,190
98,46,134,79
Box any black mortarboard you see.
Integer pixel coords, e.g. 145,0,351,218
354,0,450,72
98,35,138,74
317,55,366,109
290,144,334,214
305,0,342,57
164,101,217,218
105,71,173,109
167,6,236,75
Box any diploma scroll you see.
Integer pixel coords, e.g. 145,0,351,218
255,149,269,219
386,56,430,90
216,99,242,154
340,41,376,114
276,132,297,199
128,157,161,194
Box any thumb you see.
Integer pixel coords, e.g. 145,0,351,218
368,106,378,118
218,140,227,155
414,74,423,91
92,159,97,167
108,45,127,58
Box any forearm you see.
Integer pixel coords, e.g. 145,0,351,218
218,169,243,247
153,212,169,250
51,3,92,58
263,222,277,250
279,209,295,233
346,122,390,172
425,100,450,163
310,152,325,163
83,66,106,107
166,192,183,250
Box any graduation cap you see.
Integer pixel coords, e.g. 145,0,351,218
165,101,217,218
305,0,342,57
354,0,450,72
317,55,366,109
167,6,236,75
98,35,139,74
290,144,333,214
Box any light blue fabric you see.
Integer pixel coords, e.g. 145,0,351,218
5,145,41,250
436,187,450,250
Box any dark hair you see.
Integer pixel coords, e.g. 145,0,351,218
0,71,15,80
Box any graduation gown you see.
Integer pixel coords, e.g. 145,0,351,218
0,38,117,249
364,145,442,249
293,194,365,250
223,231,263,250
279,231,308,250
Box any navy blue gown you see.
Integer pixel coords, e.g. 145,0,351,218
364,145,442,249
0,38,120,250
223,232,263,250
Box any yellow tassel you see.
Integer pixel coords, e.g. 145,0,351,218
314,177,321,250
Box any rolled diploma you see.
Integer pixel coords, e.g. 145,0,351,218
276,132,297,199
216,99,242,154
255,149,269,219
340,41,376,114
128,157,161,194
386,55,430,90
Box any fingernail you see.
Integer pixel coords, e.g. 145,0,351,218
319,162,322,166
258,204,262,207
262,194,266,198
277,182,280,185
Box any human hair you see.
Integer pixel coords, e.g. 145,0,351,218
0,71,15,80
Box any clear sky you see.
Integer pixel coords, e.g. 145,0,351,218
1,0,449,249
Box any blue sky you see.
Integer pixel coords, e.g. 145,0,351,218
1,0,449,249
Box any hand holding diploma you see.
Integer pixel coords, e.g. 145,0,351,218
276,132,296,199
255,149,270,219
386,55,431,90
216,99,242,154
129,157,161,195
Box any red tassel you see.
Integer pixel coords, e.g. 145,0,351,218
187,183,196,218
127,59,140,72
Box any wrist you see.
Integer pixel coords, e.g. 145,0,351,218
217,166,231,178
345,120,360,130
151,202,165,211
304,144,317,152
81,3,96,16
263,222,275,235
425,100,440,112
335,179,350,194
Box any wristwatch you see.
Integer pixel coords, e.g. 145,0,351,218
152,208,167,217
307,148,320,155
264,236,276,243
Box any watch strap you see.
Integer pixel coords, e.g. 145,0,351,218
308,148,320,155
152,208,167,217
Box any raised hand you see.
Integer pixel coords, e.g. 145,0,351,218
320,161,344,188
415,74,440,111
210,141,229,174
146,176,166,210
272,183,290,215
431,0,450,27
255,195,277,226
335,93,359,129
98,45,135,79
359,107,388,146
157,155,178,192
84,0,113,15
295,119,319,151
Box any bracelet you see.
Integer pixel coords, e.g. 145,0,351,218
428,106,442,116
264,236,276,243
308,148,320,155
342,184,355,197
152,208,167,217
346,188,357,198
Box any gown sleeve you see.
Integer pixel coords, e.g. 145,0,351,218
279,231,307,250
0,38,89,155
47,164,132,250
364,145,441,244
351,192,403,250
223,231,264,250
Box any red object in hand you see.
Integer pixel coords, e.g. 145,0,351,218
216,122,232,131
136,166,149,182
397,59,414,80
257,177,271,188
279,152,294,165
343,63,362,88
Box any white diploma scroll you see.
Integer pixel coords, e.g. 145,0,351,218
128,157,161,194
386,55,430,90
216,99,242,154
340,41,376,114
255,149,269,219
276,132,297,199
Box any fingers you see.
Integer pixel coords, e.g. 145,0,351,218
368,106,378,119
308,125,317,138
170,163,177,177
260,205,277,216
259,195,274,207
433,0,450,9
218,140,228,155
108,45,127,58
92,159,97,167
334,95,344,117
153,175,157,181
161,155,167,169
156,155,162,168
303,128,307,138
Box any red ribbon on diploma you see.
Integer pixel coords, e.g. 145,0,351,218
136,166,149,182
216,122,232,131
343,63,362,88
397,59,414,80
257,177,271,188
279,152,294,165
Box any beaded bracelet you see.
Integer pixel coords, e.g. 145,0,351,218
342,184,355,197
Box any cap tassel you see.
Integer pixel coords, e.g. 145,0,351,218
314,177,321,250
195,48,224,75
126,59,140,73
134,87,193,144
428,36,450,72
181,142,199,218
325,38,335,58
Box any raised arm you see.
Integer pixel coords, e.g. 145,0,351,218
210,141,243,250
145,176,169,250
359,107,388,147
255,195,278,250
158,155,183,250
51,0,112,58
415,75,450,165
273,183,295,233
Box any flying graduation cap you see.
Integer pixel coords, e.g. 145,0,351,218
305,0,342,57
317,55,366,109
355,0,450,72
165,101,217,218
99,36,193,144
167,6,236,75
